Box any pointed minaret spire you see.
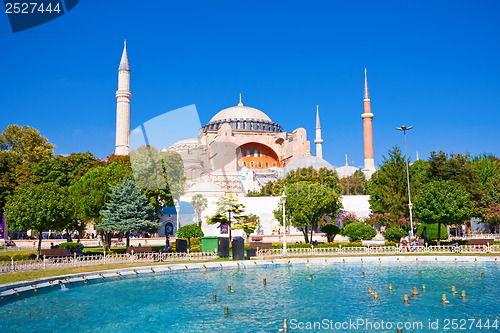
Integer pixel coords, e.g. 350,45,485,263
362,68,375,177
416,150,419,161
238,93,243,106
119,39,130,72
364,68,370,100
115,40,132,155
314,105,323,159
316,105,321,129
345,154,349,166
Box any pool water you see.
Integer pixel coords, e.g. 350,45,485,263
1,261,499,332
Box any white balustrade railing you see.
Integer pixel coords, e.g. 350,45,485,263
256,244,500,257
2,243,499,273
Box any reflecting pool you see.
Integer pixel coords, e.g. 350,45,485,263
1,260,499,332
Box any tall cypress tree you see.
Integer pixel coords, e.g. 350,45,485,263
367,147,410,219
99,177,158,249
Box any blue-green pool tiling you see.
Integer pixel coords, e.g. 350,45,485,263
1,261,499,332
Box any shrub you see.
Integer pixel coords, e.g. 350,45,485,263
383,227,407,243
416,223,448,241
321,224,340,242
57,242,85,250
177,224,204,246
340,222,377,242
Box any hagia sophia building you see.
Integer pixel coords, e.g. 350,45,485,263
114,42,374,237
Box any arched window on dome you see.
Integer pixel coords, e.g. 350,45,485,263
258,162,262,168
243,149,247,157
265,162,269,168
257,149,261,157
272,162,277,167
250,146,255,156
250,161,255,168
243,161,247,167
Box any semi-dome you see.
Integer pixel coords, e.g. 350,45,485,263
201,96,283,133
282,155,335,178
335,165,360,179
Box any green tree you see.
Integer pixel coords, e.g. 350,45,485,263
4,183,73,258
106,154,132,171
130,146,185,215
176,224,204,247
339,169,367,195
321,224,340,242
252,167,341,197
367,147,411,219
191,194,208,227
0,151,22,209
207,193,246,241
70,162,129,223
0,124,54,163
383,227,407,243
472,156,500,184
426,150,481,215
471,157,500,224
274,182,342,243
232,214,261,238
414,180,472,245
99,177,158,249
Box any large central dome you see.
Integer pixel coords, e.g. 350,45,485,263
209,105,272,123
201,96,282,133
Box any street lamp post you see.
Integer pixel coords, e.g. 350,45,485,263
175,200,180,235
396,125,414,237
281,191,287,254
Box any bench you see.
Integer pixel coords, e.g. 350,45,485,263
469,239,494,246
251,237,263,242
41,249,71,257
126,246,153,254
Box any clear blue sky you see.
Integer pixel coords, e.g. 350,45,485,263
1,1,499,169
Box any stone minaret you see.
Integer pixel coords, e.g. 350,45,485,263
115,40,131,155
314,105,323,159
362,69,375,175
